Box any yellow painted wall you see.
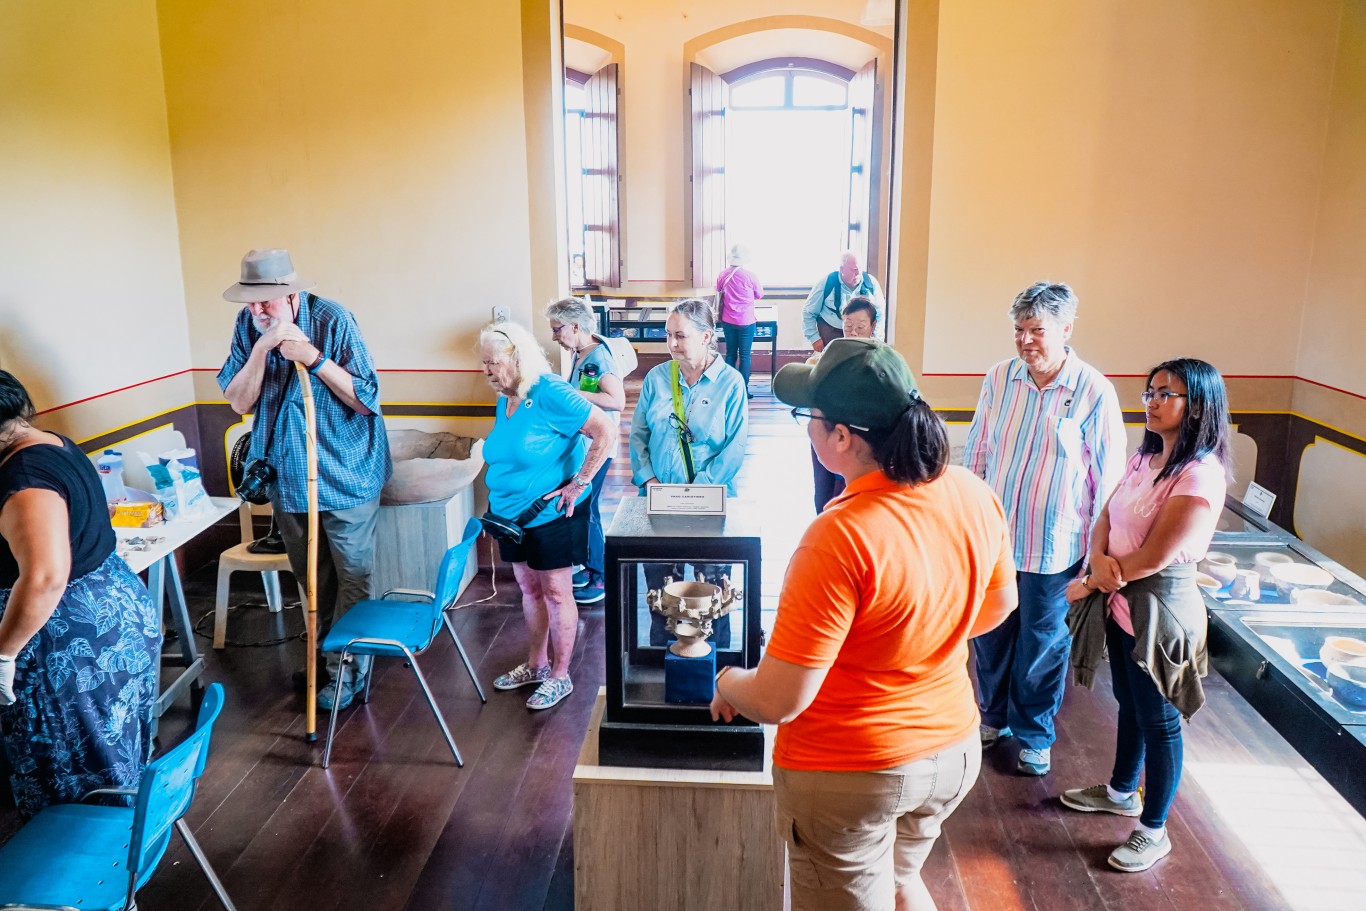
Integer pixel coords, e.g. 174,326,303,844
1290,0,1366,574
1300,0,1366,404
0,0,190,438
922,0,1340,379
156,0,542,379
564,0,891,285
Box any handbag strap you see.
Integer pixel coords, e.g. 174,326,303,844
669,361,697,483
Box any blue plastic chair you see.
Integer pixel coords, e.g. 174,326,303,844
0,682,235,911
321,518,487,768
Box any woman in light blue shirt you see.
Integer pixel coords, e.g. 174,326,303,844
630,298,749,496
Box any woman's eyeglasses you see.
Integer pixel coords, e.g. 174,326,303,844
1141,390,1188,405
668,412,695,443
790,407,869,432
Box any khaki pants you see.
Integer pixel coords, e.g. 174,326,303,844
274,497,380,677
774,732,980,911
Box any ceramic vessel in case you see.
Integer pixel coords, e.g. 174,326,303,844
1198,552,1237,587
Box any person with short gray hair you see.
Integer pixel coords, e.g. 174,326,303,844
544,297,626,605
963,280,1125,777
1008,281,1079,327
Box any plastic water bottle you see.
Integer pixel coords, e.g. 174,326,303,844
96,450,127,504
579,362,601,393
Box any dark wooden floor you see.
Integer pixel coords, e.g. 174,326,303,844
5,372,1366,910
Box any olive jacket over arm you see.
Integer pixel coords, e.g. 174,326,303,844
1067,561,1208,720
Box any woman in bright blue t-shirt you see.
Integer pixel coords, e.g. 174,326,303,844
480,322,615,711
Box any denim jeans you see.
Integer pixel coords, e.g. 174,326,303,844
585,457,612,577
1107,618,1183,828
971,559,1082,750
811,445,846,513
720,320,757,389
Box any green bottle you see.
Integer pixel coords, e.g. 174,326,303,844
579,362,601,393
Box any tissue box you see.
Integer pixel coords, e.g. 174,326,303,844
111,501,164,528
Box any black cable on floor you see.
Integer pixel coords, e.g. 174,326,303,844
191,601,306,649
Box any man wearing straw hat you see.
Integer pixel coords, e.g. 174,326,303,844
218,248,391,711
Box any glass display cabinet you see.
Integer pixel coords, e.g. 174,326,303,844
599,497,764,771
1203,496,1366,817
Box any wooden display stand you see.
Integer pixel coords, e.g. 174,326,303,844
572,689,785,910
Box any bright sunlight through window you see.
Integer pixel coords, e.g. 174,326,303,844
726,70,852,285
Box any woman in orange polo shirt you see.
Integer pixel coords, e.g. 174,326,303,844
712,339,1017,911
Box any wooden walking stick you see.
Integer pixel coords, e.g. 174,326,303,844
296,363,320,742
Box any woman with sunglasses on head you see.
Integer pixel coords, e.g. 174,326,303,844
1060,357,1230,873
479,322,616,711
544,297,627,606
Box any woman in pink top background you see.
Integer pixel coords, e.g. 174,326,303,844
1060,358,1230,874
715,244,764,398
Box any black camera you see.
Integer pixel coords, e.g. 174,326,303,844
236,459,276,506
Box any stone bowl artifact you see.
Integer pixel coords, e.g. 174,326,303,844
1325,658,1366,710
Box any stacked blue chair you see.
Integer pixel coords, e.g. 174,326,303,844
321,518,487,768
0,682,235,910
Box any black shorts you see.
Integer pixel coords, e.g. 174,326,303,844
496,507,589,571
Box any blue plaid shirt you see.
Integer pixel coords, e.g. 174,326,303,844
217,291,391,512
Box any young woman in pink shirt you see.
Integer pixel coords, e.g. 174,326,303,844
1060,357,1231,873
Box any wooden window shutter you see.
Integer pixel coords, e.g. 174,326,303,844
690,62,728,289
582,63,621,288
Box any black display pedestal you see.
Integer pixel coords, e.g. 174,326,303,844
600,497,764,771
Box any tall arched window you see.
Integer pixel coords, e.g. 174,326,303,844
690,57,878,288
726,65,853,285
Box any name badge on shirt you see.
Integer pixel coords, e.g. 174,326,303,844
647,484,726,516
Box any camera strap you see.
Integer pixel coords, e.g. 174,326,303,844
669,361,697,483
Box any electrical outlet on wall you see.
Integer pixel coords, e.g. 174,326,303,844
491,305,510,324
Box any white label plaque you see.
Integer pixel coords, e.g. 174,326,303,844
1242,482,1276,519
646,484,727,516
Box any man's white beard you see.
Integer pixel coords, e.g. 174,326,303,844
253,314,279,334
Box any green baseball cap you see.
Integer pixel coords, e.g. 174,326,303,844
773,338,922,431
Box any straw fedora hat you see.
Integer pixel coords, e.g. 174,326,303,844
222,248,317,303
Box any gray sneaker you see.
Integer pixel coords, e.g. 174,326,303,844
1108,828,1171,872
1061,785,1143,817
980,724,1012,750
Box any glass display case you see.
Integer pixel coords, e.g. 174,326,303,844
1204,496,1366,817
599,497,764,771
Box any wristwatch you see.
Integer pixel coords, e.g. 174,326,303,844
572,474,592,488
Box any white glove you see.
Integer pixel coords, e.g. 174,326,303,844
0,654,16,706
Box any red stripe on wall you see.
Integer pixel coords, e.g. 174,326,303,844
34,369,194,416
35,369,1366,416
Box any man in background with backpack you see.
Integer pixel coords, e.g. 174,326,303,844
803,251,886,351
